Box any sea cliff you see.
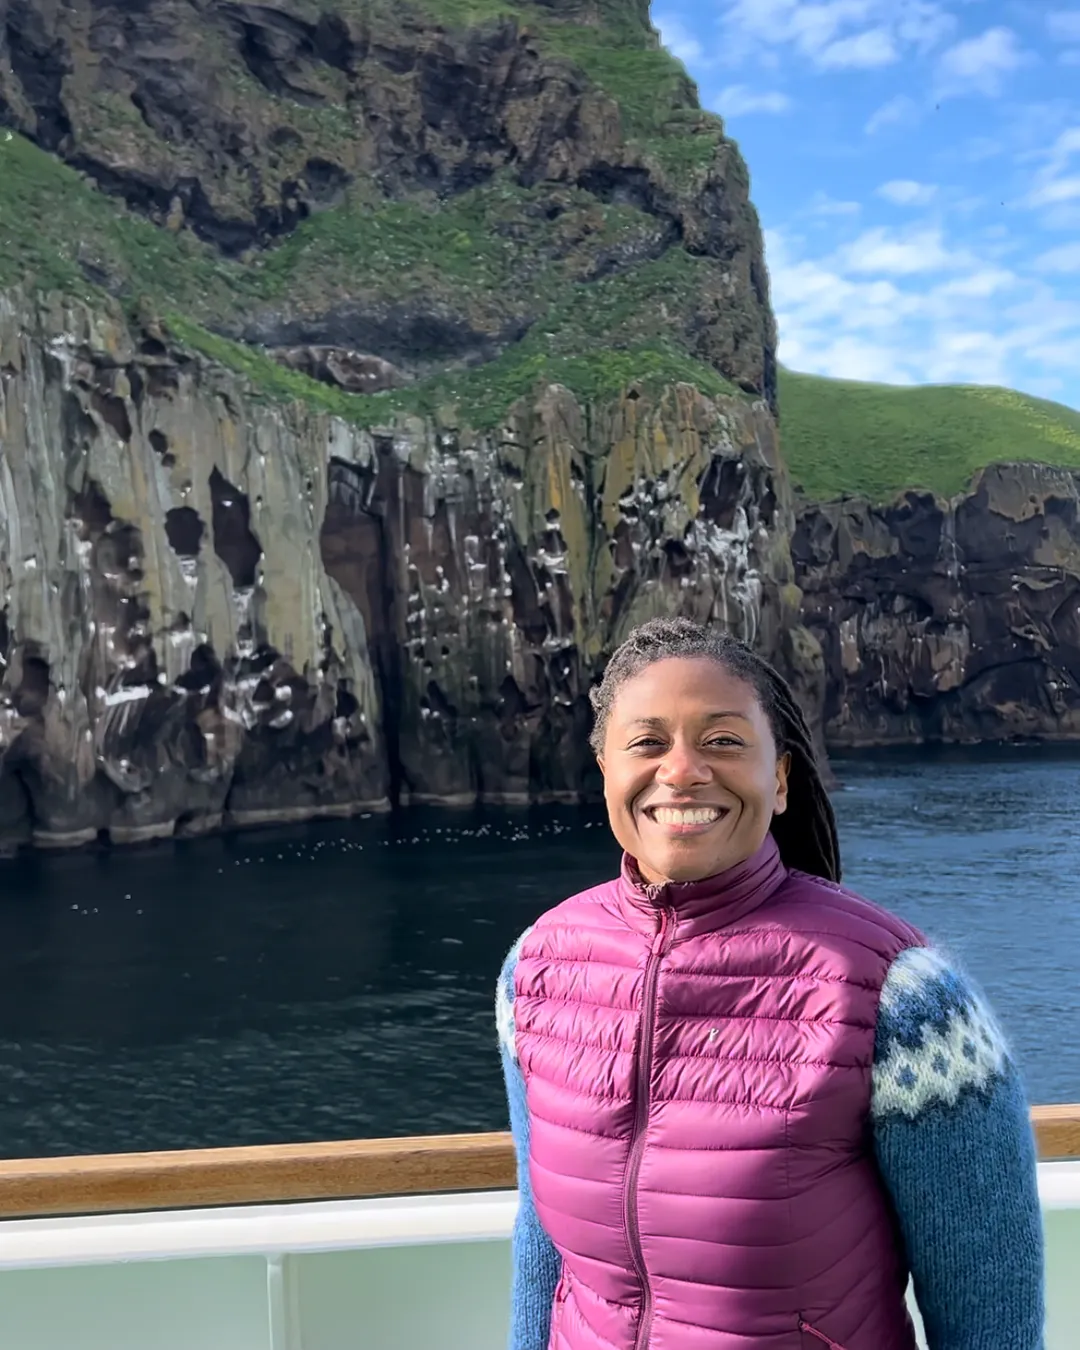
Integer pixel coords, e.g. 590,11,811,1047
2,0,1080,849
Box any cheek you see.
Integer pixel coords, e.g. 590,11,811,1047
603,767,642,820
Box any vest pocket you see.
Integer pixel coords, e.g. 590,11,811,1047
798,1317,849,1350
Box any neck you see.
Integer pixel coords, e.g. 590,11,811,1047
617,834,786,936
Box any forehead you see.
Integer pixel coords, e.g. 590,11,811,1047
610,656,762,720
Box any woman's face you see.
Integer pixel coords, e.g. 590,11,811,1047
599,656,790,885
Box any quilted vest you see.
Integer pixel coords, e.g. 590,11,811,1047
513,834,927,1350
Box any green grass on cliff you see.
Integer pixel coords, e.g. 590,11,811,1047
168,314,733,429
400,0,722,174
0,130,243,309
0,128,735,424
779,368,1080,501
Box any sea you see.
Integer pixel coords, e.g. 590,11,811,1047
0,746,1077,1160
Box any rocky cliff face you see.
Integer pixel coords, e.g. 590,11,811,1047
0,287,810,848
0,0,775,404
793,464,1080,746
0,0,816,846
19,0,1077,847
0,289,388,847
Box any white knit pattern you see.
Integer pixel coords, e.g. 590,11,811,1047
872,946,1011,1121
496,927,531,1064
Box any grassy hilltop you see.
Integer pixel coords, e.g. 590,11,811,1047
779,369,1080,502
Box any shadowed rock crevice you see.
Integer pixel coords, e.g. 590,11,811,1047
320,452,407,804
209,469,261,589
3,0,71,151
164,507,205,559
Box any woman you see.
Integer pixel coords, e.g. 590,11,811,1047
496,617,1044,1350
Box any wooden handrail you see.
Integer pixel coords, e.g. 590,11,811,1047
1033,1103,1080,1161
0,1105,1073,1221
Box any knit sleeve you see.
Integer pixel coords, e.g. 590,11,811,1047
870,946,1045,1350
497,930,562,1350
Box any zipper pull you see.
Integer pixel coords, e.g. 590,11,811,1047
650,908,672,955
798,1320,847,1349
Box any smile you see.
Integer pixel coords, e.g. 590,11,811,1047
646,805,727,829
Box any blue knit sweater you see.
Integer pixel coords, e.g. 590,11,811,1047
496,936,1045,1350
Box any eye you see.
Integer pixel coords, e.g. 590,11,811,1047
706,733,744,748
627,736,665,750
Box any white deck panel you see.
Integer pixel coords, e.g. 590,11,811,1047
0,1162,1074,1350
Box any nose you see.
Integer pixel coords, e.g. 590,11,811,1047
655,738,711,789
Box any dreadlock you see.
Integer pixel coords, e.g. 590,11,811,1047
588,616,841,883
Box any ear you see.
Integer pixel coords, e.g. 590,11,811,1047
596,753,606,779
773,751,791,815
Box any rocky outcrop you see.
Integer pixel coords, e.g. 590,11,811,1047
0,287,812,847
0,0,776,405
271,346,412,394
0,289,389,848
793,464,1080,746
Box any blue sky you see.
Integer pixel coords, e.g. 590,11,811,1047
654,1,1080,408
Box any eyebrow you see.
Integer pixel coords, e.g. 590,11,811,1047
625,712,753,729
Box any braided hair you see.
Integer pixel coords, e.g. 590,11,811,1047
588,616,840,883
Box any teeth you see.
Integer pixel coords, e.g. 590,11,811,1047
652,807,721,825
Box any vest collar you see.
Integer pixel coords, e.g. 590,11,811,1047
616,832,787,939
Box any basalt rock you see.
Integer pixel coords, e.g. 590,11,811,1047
0,290,388,848
270,346,412,394
319,379,810,806
0,288,812,846
793,464,1080,747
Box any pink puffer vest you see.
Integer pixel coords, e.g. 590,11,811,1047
514,834,927,1350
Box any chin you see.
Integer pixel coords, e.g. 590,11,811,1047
650,850,718,885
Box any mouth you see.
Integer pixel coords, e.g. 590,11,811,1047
642,804,729,835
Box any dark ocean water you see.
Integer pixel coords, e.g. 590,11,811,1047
0,747,1076,1159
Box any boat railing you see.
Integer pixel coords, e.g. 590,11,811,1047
0,1107,1075,1350
0,1103,1075,1218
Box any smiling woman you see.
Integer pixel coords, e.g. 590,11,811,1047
586,620,839,884
496,616,1044,1350
595,655,790,884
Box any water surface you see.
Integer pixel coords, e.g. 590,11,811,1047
0,748,1075,1158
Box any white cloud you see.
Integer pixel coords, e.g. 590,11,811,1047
1044,126,1080,171
865,94,919,135
1047,10,1080,43
1034,242,1080,273
1028,175,1080,207
818,29,896,69
1021,127,1080,221
765,216,1071,392
719,0,954,72
936,268,1017,298
804,191,862,217
877,179,938,206
936,27,1028,98
655,14,706,65
838,226,970,275
717,85,792,115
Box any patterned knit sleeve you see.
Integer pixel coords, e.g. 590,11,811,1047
497,930,562,1350
870,946,1045,1350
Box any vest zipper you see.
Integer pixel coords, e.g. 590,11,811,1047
625,903,674,1350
